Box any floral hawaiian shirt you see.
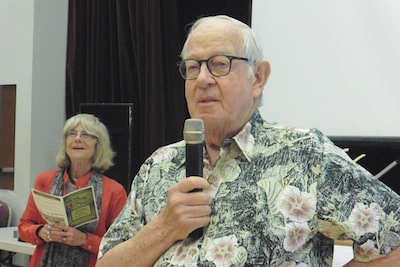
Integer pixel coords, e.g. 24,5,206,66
99,110,400,266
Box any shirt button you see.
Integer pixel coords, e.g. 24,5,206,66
88,245,93,250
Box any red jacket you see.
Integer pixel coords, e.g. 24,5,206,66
18,170,127,267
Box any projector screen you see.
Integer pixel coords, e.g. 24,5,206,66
252,0,400,136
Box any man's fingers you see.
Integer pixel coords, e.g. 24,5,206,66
174,176,210,193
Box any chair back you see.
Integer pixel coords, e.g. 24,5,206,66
0,200,12,227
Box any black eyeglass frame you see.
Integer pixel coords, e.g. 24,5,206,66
177,55,249,80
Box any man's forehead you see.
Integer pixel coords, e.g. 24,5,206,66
185,47,235,59
186,30,243,58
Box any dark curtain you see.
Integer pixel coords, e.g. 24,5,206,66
66,0,252,179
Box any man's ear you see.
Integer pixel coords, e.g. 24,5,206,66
252,60,271,98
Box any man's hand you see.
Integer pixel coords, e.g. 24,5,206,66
158,176,212,240
344,245,400,266
96,177,213,267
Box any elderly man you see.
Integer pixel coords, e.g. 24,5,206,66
96,15,400,266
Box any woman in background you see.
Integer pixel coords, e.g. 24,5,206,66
19,113,127,267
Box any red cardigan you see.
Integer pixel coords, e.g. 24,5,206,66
18,170,127,267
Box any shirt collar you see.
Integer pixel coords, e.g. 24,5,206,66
179,110,262,167
224,110,262,162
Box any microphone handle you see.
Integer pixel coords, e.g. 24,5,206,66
186,143,203,177
185,143,204,240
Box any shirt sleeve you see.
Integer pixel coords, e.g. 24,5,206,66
317,138,400,262
98,166,147,260
18,171,56,245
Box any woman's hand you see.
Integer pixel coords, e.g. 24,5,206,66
40,223,87,246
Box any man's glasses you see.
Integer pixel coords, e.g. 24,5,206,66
177,55,249,80
66,131,97,140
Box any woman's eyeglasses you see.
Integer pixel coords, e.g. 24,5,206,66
66,131,97,140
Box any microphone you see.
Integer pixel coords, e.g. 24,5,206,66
183,118,204,241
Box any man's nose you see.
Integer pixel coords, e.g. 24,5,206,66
196,62,213,81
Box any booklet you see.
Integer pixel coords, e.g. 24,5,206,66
32,186,99,228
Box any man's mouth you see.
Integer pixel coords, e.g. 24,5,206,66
199,97,216,103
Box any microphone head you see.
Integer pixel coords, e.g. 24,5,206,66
183,118,204,144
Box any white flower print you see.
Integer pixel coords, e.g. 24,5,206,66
349,203,380,236
170,243,199,266
152,146,177,164
354,240,380,262
170,243,187,266
284,222,311,252
278,186,316,222
205,235,239,267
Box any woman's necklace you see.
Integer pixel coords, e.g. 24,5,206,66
67,172,77,186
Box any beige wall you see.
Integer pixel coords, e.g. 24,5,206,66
0,0,68,228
